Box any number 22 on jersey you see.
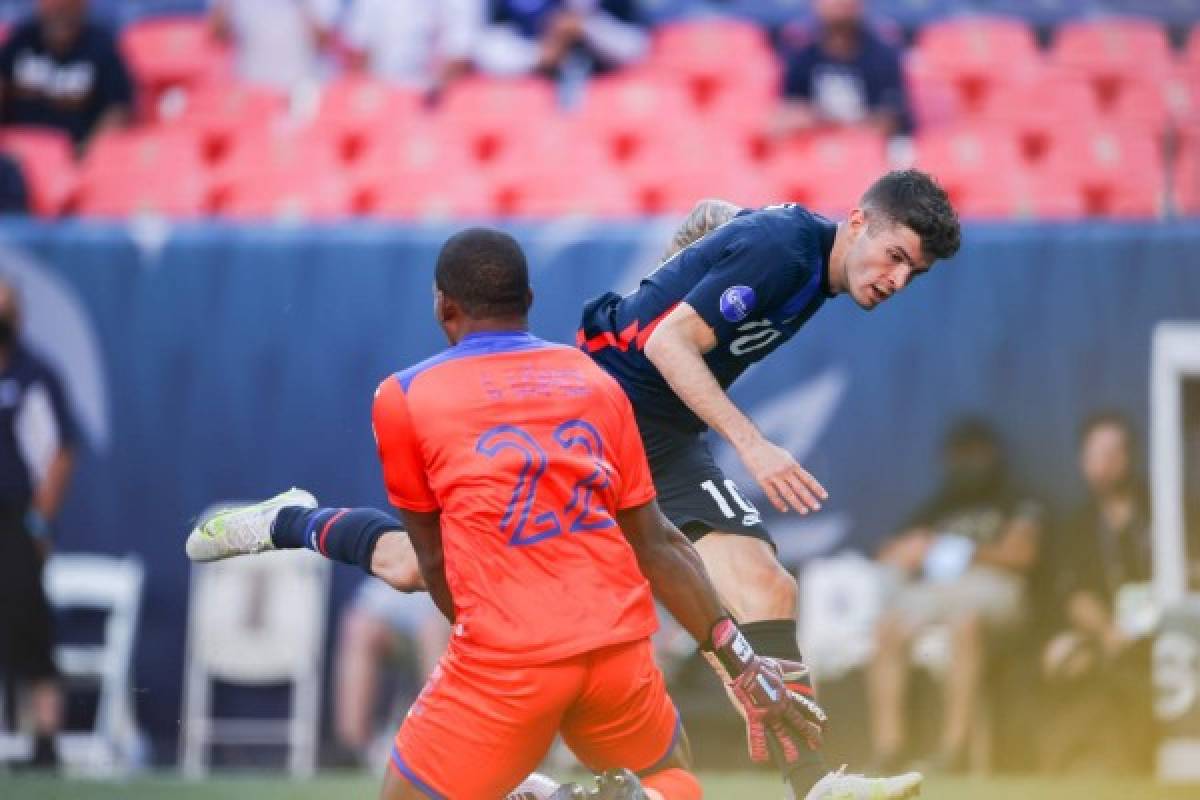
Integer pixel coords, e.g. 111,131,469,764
475,419,616,547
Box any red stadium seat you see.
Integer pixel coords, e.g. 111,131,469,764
650,19,778,110
766,129,888,215
354,118,476,182
1165,64,1199,128
1110,77,1171,134
80,127,206,183
1043,126,1164,217
221,173,356,220
913,17,1041,116
76,169,211,218
0,127,77,216
487,117,608,178
914,125,1025,213
160,80,287,161
363,169,496,220
437,78,560,167
215,126,344,194
1052,19,1173,102
491,167,640,218
310,78,424,160
121,17,230,92
620,123,756,212
982,74,1099,162
578,73,695,162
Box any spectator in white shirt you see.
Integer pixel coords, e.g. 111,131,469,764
208,0,340,90
341,0,483,94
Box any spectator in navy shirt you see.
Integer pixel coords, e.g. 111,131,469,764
0,0,134,151
0,277,78,769
476,0,647,79
774,0,910,139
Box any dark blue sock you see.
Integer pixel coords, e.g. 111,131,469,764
271,506,401,573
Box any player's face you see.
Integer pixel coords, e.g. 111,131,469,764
841,214,931,311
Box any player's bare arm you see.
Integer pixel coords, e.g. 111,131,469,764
643,303,827,515
399,509,454,622
662,198,742,262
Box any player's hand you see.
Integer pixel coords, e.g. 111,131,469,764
702,619,827,764
737,437,827,514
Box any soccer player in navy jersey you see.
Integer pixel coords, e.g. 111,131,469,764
190,169,959,800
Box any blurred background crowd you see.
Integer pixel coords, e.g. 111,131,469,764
0,0,1192,219
0,0,1197,790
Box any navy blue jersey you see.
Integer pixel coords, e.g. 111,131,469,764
0,342,78,511
578,204,836,433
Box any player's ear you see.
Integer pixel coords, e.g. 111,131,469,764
524,287,534,314
847,207,868,234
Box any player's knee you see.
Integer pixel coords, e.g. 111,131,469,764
643,767,703,800
735,562,797,621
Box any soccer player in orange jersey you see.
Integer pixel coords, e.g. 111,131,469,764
192,228,825,800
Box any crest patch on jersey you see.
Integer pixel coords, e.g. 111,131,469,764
720,285,756,322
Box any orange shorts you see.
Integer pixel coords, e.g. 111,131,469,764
391,637,681,799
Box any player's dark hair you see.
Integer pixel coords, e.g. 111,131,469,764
434,227,531,319
944,416,1001,455
860,169,961,262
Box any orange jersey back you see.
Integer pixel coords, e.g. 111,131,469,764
372,331,658,665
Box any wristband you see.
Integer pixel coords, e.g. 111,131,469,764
703,617,755,679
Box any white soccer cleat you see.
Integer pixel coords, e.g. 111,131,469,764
186,487,317,563
803,767,922,800
507,773,564,800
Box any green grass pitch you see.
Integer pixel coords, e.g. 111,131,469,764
2,772,1199,799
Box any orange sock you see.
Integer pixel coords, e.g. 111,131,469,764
643,767,702,800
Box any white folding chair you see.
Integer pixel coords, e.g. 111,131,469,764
798,552,885,682
0,553,148,775
180,548,331,778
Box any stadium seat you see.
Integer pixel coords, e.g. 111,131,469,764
913,17,1041,116
1052,19,1174,102
1165,64,1199,128
982,74,1099,162
650,19,778,110
578,72,695,163
0,127,77,216
221,172,356,220
632,162,775,215
914,125,1026,214
764,129,887,215
621,122,753,209
487,117,609,179
1189,23,1200,72
214,126,344,194
159,80,286,162
80,126,205,180
1044,126,1164,217
121,16,230,92
437,78,560,167
309,78,424,161
77,168,211,218
491,166,641,218
362,169,496,220
354,118,476,184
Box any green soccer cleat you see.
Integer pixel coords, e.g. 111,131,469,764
185,487,316,563
803,767,922,800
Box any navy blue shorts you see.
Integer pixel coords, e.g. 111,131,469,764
635,415,773,546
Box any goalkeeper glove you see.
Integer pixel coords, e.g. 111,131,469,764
702,617,827,765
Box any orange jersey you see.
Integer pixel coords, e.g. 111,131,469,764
372,331,658,665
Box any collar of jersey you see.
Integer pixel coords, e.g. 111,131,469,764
457,330,543,351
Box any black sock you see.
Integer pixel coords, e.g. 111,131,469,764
741,619,828,795
31,734,57,767
271,506,400,573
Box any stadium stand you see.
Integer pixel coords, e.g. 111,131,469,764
0,1,1192,220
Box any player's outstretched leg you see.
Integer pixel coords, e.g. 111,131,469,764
802,766,922,800
186,487,315,561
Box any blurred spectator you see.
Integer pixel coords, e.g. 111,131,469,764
773,0,910,139
0,0,133,151
868,419,1041,772
1040,412,1155,774
475,0,647,79
0,152,29,213
208,0,339,90
0,278,77,770
341,0,483,95
331,577,447,767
